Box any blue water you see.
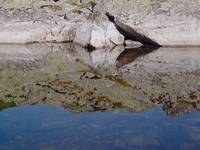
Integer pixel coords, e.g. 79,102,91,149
0,105,200,150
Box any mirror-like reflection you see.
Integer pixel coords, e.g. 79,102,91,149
1,105,200,150
0,43,200,150
0,43,199,115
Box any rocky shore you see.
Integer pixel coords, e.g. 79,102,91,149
0,0,200,48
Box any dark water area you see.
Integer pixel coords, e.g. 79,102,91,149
0,44,200,150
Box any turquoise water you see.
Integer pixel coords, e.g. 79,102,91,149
0,105,200,150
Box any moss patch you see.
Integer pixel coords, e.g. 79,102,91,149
0,100,16,111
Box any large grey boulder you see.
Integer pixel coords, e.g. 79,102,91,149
73,5,124,48
101,0,200,46
0,1,78,44
0,0,124,48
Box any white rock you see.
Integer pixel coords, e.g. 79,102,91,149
0,21,76,44
101,0,200,46
125,40,142,48
116,14,200,46
74,21,124,48
74,13,124,49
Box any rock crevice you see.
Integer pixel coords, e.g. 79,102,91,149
106,12,160,47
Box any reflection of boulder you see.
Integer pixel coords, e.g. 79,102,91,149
32,79,123,113
0,44,200,116
0,43,152,114
0,43,59,69
164,101,199,117
119,47,200,115
150,93,200,117
124,47,200,73
65,43,124,70
116,46,157,68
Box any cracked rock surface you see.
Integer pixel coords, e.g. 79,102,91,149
0,0,124,48
1,0,200,47
100,0,200,46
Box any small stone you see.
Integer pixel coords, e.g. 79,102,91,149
125,40,143,48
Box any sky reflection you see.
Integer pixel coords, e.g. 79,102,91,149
0,104,200,150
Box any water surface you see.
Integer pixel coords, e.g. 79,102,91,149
0,44,200,150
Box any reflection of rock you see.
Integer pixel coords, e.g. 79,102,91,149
0,43,152,114
64,44,125,72
116,46,157,68
0,44,200,116
125,47,200,73
35,79,123,113
0,43,56,63
119,47,200,116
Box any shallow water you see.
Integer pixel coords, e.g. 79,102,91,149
0,44,200,150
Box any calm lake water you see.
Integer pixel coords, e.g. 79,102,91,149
0,105,200,150
0,44,200,150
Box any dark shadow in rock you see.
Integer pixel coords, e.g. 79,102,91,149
116,46,158,68
115,19,161,47
84,43,96,52
106,12,161,46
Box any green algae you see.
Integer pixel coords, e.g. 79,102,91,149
0,100,16,111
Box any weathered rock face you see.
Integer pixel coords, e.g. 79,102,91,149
0,0,200,46
0,0,124,48
74,12,124,48
0,1,78,43
0,19,76,44
101,0,200,46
